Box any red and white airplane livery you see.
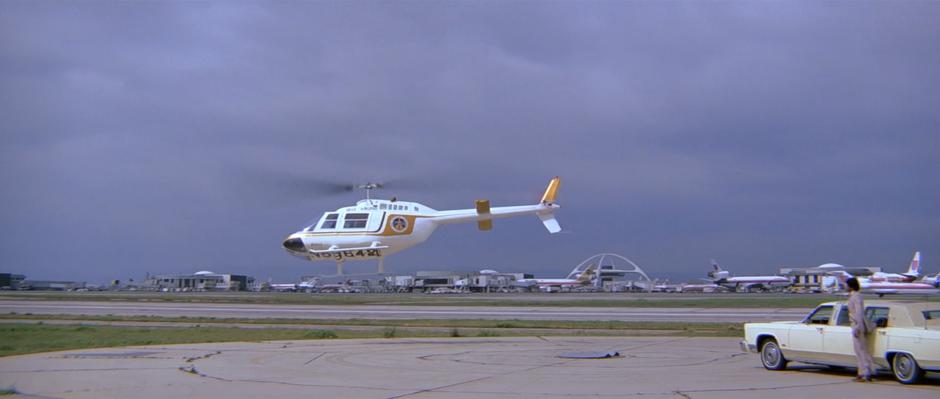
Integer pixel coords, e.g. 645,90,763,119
707,260,791,292
868,251,921,283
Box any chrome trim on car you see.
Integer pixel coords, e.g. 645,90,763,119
740,340,756,353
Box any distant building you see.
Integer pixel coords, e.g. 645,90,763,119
465,270,528,292
20,280,86,291
0,273,26,290
411,270,532,292
143,271,255,291
414,271,462,290
779,264,880,291
385,275,414,292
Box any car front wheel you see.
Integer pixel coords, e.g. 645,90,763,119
892,353,924,384
760,339,787,370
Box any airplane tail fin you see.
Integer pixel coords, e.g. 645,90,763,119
576,264,597,283
707,260,730,281
906,251,921,276
711,259,722,272
828,270,852,288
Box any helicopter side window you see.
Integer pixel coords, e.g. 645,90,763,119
380,204,387,210
343,213,370,229
320,213,339,229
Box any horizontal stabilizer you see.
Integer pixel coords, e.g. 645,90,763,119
476,199,493,231
475,199,491,214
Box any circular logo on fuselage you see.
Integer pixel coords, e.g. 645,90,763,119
390,216,409,233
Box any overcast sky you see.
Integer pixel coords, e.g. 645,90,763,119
1,1,938,284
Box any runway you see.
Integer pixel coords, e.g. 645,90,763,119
1,337,936,398
0,300,808,322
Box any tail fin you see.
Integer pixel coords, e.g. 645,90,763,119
707,260,731,281
538,176,562,233
711,259,722,272
576,264,597,283
829,270,852,288
540,176,561,204
906,251,921,276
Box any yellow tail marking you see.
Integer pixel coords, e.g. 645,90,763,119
478,220,493,231
540,176,561,203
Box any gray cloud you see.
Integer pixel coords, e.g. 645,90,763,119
1,1,938,283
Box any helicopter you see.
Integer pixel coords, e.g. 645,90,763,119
282,177,562,275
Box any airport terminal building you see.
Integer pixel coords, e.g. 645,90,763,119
143,271,255,291
0,273,25,290
779,265,880,291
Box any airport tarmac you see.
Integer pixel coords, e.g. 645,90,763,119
0,337,936,398
0,300,808,323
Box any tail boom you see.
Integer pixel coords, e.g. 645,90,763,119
429,177,562,233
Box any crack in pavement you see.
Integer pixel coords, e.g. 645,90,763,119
387,347,596,398
672,379,852,398
185,350,222,363
303,352,326,365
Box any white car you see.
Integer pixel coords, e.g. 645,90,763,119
741,300,940,383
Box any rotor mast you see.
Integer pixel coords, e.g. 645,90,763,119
358,182,383,203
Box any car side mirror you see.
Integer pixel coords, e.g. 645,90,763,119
875,317,888,328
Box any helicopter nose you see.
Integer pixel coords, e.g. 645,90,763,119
282,236,306,252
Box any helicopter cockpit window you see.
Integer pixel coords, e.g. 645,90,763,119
320,213,339,229
343,213,369,229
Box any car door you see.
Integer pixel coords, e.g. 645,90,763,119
787,305,833,361
821,305,856,366
866,306,891,367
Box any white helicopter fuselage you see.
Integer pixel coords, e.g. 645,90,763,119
282,177,562,267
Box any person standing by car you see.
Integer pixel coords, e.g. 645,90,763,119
847,277,876,382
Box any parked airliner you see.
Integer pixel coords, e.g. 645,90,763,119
707,260,791,292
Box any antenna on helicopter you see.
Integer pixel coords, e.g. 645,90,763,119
357,182,384,202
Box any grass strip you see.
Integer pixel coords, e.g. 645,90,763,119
0,312,742,331
0,292,840,308
0,320,742,357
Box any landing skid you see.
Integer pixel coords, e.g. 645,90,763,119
333,258,386,276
